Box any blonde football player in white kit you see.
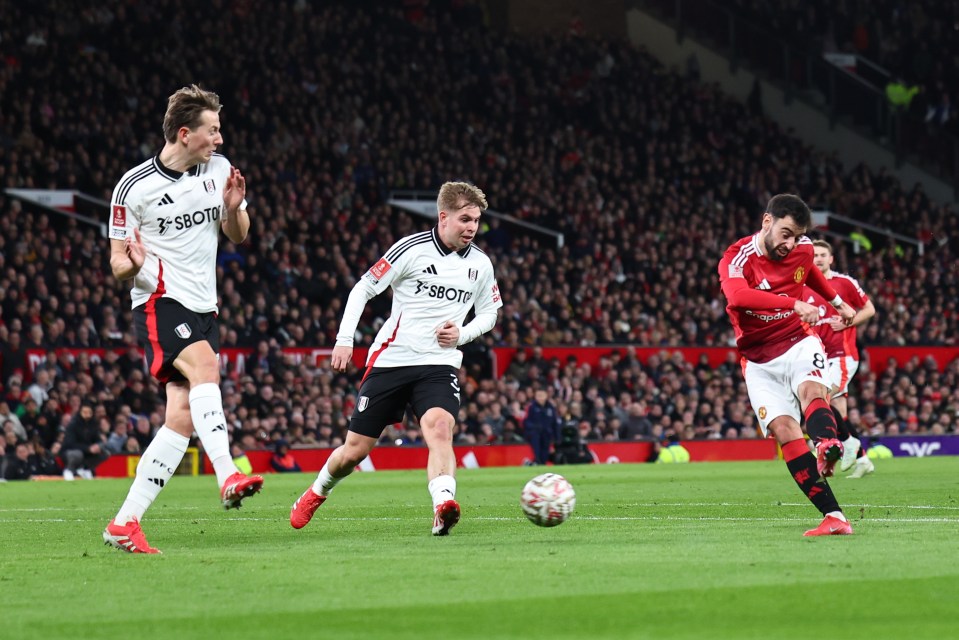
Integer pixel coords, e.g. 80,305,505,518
290,181,502,535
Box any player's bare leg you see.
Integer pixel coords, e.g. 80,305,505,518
421,407,459,535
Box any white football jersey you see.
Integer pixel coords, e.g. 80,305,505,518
338,227,503,369
109,153,233,313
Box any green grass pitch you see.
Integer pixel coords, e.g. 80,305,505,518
0,457,956,639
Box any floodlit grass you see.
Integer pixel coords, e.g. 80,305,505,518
0,457,956,639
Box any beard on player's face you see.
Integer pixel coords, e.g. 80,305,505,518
764,234,788,261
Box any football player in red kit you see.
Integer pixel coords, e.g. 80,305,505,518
804,239,877,478
719,194,856,536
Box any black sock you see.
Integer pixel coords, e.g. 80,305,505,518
804,398,838,441
832,407,849,440
783,439,841,515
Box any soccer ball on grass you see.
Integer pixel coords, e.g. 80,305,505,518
520,472,576,527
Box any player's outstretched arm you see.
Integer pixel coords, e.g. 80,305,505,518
720,277,797,311
330,277,378,370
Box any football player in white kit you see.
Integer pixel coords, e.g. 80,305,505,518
291,181,502,535
103,85,263,554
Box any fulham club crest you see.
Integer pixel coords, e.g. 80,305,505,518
204,179,216,193
468,268,478,282
357,396,369,412
174,323,193,339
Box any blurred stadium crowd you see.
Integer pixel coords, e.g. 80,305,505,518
709,0,959,133
1,0,957,478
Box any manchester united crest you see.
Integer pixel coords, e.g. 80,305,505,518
758,406,767,420
793,266,805,283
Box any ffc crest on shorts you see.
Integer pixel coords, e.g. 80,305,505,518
174,323,193,339
357,396,369,412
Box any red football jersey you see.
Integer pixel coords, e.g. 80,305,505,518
803,272,869,360
719,234,832,363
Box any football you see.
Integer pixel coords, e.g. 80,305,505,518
520,473,576,527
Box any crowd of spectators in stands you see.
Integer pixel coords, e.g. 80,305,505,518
703,0,959,135
1,1,957,477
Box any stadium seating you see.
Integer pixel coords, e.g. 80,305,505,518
1,1,956,466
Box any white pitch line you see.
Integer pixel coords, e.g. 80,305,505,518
2,515,957,524
3,501,959,513
605,502,959,511
0,506,205,513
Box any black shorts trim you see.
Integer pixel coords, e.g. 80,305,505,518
349,365,461,438
133,297,219,383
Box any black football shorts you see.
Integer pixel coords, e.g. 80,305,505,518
133,297,219,383
349,365,461,438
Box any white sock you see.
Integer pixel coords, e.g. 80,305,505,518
428,474,457,509
311,461,344,496
189,383,238,486
827,510,847,522
115,426,189,525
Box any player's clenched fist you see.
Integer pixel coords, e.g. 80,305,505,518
435,321,460,348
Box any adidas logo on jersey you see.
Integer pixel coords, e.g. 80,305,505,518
158,193,175,206
757,278,771,290
422,264,438,275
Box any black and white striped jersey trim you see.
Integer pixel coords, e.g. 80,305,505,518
386,231,433,263
114,162,157,206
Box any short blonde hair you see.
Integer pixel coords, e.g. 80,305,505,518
812,239,833,254
437,181,488,214
162,84,222,143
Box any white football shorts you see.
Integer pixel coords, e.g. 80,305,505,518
826,355,859,398
743,335,830,436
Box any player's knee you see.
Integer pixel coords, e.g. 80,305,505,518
165,412,193,437
174,343,220,385
797,381,828,405
190,359,220,385
421,414,454,441
341,442,372,467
